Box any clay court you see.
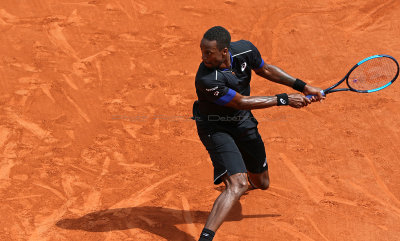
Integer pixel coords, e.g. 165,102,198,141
1,0,400,240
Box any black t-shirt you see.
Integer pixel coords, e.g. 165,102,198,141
193,40,264,127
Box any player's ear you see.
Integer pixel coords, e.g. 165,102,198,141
222,47,228,56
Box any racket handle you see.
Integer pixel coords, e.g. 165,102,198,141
306,90,325,99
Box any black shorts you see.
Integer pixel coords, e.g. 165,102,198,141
196,120,268,185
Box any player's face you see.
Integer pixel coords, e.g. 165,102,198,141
200,38,227,69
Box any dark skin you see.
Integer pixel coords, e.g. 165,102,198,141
199,38,325,232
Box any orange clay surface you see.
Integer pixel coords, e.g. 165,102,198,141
1,1,400,241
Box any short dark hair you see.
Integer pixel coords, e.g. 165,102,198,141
203,26,231,50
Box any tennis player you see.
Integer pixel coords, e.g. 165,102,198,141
193,26,325,241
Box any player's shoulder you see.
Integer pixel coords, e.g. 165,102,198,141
230,40,257,54
231,40,252,52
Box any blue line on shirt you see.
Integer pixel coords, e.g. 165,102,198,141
214,88,237,105
256,59,265,69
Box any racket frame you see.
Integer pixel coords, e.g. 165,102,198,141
323,54,399,95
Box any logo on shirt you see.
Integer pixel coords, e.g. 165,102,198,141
206,86,218,92
214,91,220,96
241,62,247,71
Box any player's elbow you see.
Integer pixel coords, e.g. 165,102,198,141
255,63,273,79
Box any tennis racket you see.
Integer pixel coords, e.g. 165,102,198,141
307,54,399,99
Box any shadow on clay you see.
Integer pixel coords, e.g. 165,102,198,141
56,202,280,241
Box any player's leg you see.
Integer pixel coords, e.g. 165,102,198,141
196,128,249,240
248,169,270,190
202,172,248,231
236,131,270,190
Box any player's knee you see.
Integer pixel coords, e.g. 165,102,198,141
231,182,247,196
228,176,248,196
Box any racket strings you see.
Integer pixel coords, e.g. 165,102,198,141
348,57,398,91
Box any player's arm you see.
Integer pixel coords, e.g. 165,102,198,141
254,63,325,101
246,41,299,88
254,63,295,87
197,73,310,110
224,90,310,110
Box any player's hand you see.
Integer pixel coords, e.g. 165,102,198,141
288,93,311,108
303,85,325,102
